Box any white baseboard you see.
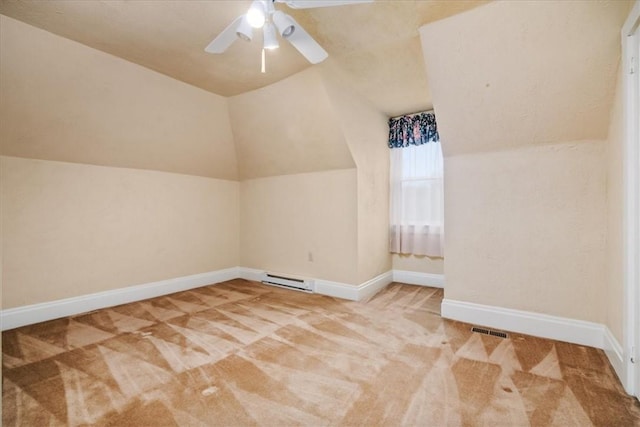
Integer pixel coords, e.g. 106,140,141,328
239,267,362,300
1,266,394,330
237,267,264,282
0,268,239,331
4,264,629,394
603,327,625,382
392,270,444,288
315,279,360,301
441,298,605,349
314,271,393,301
441,298,630,387
2,266,625,387
358,271,394,301
239,267,392,302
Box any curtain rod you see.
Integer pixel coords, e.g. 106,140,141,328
389,109,435,120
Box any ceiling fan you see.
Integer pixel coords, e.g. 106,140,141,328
205,0,373,68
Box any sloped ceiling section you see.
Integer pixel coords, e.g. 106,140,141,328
228,67,355,180
0,0,488,118
0,15,238,180
328,36,432,118
320,65,391,283
0,0,309,97
419,0,631,157
288,0,489,117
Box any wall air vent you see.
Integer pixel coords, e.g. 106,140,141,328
261,273,314,293
471,326,508,339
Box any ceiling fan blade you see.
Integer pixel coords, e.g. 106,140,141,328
285,17,328,64
204,16,243,54
276,0,373,9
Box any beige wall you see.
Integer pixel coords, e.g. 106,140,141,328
419,1,628,157
0,15,393,310
233,64,390,285
0,15,237,180
418,0,627,323
240,169,358,285
605,66,625,342
0,17,241,309
228,68,355,180
1,156,239,309
321,66,391,283
444,141,607,323
392,255,444,275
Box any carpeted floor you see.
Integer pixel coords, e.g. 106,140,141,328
2,279,640,426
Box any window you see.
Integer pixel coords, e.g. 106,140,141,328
389,112,444,257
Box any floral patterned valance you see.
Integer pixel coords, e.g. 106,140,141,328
388,112,439,149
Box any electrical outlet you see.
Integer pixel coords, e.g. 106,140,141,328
308,251,313,262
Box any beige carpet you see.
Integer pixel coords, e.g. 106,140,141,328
3,279,640,426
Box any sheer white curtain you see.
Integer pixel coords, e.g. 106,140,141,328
389,141,444,257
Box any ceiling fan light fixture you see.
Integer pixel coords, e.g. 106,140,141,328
272,11,296,38
263,22,279,50
207,0,361,63
236,15,253,41
246,1,266,28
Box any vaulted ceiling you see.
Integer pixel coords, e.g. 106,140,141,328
2,0,630,180
0,0,488,117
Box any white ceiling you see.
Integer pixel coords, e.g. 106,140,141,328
0,0,488,116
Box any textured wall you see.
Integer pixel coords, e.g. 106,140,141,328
605,66,625,342
228,68,355,180
240,169,359,285
419,0,629,157
444,142,607,322
1,156,240,309
418,0,626,322
0,16,241,309
392,255,444,275
235,66,392,285
321,67,391,283
0,16,238,180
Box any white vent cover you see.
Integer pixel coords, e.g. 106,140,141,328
261,273,314,293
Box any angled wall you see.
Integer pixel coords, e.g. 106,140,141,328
228,67,355,180
232,67,360,284
0,16,237,180
236,64,392,286
421,0,625,158
420,0,629,323
321,65,392,283
1,16,240,308
2,12,392,307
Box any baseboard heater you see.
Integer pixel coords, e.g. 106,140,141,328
261,273,314,293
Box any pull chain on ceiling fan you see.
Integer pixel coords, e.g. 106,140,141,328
205,0,373,70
